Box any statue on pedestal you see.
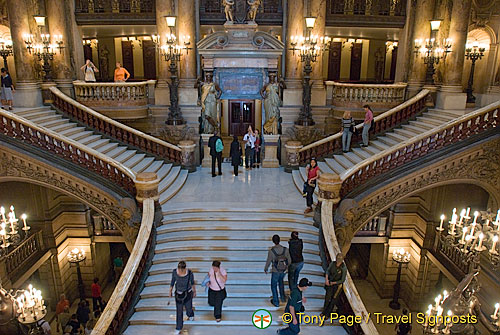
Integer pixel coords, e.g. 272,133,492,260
247,0,261,22
374,47,385,82
197,72,222,134
223,0,235,23
261,72,285,135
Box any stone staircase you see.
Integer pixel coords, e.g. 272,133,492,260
292,109,461,193
11,106,188,205
124,203,346,334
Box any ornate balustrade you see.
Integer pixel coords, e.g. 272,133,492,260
326,81,407,108
327,0,406,27
340,100,500,197
299,89,429,163
93,214,119,236
75,0,155,24
357,215,388,236
434,234,474,275
51,87,182,163
91,198,156,335
4,230,45,280
0,107,137,196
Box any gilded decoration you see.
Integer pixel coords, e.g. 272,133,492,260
351,137,500,235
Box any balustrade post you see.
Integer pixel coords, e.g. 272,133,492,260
178,140,196,172
134,172,160,205
284,141,303,172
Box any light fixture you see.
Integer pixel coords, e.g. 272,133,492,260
389,247,411,309
67,247,86,263
165,16,177,28
465,41,486,103
0,283,47,330
33,15,46,27
0,38,13,70
0,205,30,257
305,17,316,29
430,20,442,31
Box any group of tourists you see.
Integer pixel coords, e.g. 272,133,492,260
81,59,130,83
170,232,348,335
208,126,263,177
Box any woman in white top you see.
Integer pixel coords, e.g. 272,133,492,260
81,59,99,82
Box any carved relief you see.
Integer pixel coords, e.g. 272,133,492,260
351,138,500,235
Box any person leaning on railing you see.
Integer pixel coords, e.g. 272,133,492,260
114,62,130,82
341,111,355,153
361,105,374,147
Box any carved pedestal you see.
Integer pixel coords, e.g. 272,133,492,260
40,82,57,105
317,173,342,203
284,140,302,172
262,134,280,168
134,172,160,204
201,134,213,167
179,140,196,172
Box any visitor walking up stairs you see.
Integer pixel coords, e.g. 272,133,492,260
124,169,347,335
292,108,463,194
10,106,188,204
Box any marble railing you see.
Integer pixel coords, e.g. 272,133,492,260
300,89,429,163
340,100,500,197
51,87,182,163
357,216,388,236
0,107,137,195
93,214,119,236
91,198,155,335
73,80,155,107
4,230,44,279
325,81,407,108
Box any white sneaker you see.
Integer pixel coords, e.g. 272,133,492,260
188,316,195,321
175,330,181,335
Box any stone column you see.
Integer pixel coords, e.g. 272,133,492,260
47,0,74,97
65,0,85,81
6,0,42,107
155,0,175,105
178,0,198,107
284,0,304,106
437,0,472,110
179,140,196,172
394,0,416,83
284,140,302,171
406,0,434,98
310,0,327,106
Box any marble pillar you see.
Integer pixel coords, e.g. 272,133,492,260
284,0,304,106
437,0,472,110
284,140,302,171
178,0,198,106
6,0,42,107
310,0,327,106
65,0,85,81
155,0,175,105
47,0,74,97
406,0,434,97
394,0,415,83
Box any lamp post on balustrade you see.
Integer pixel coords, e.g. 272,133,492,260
389,248,410,310
0,38,13,70
289,17,330,126
68,248,86,300
465,42,485,104
152,16,192,126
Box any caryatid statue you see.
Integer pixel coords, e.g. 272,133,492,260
223,0,235,22
247,0,261,22
198,73,222,134
261,72,285,135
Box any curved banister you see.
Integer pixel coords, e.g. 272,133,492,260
91,198,155,335
50,87,182,162
73,80,157,87
300,89,429,153
325,81,408,89
321,200,379,334
0,108,137,195
340,100,500,196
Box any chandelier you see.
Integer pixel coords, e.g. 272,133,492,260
0,205,30,258
414,38,452,65
0,37,13,69
23,33,64,81
67,247,86,263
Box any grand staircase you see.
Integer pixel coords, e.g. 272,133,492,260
11,106,188,205
292,108,461,193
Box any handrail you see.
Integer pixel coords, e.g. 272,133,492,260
73,80,156,87
50,87,182,162
340,100,500,196
321,200,379,334
325,81,408,88
299,89,429,160
91,198,155,335
0,108,137,195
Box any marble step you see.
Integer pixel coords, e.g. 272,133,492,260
402,123,432,133
370,139,391,151
15,109,55,119
29,114,62,124
384,132,410,143
157,221,319,235
132,157,156,173
416,116,442,127
332,155,354,170
376,136,399,147
343,151,363,165
317,161,334,175
124,325,346,335
96,142,119,154
162,206,307,216
425,112,455,123
38,118,68,129
408,120,435,130
123,153,146,169
154,163,174,182
67,130,93,141
49,122,77,133
106,146,128,159
77,134,102,146
291,169,304,193
115,150,138,163
160,211,315,224
393,127,421,138
59,126,87,137
324,158,347,175
143,160,164,174
159,169,188,205
158,165,180,193
86,138,110,150
350,147,372,160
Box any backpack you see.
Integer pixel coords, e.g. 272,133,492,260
216,138,224,153
272,247,289,272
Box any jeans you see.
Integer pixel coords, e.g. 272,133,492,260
255,149,261,166
362,123,371,146
305,181,316,208
288,262,304,290
278,319,300,334
245,147,255,167
92,296,105,311
342,129,352,151
271,272,286,306
322,284,342,316
211,153,222,176
175,291,194,330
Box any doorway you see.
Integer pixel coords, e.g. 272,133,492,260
229,100,255,136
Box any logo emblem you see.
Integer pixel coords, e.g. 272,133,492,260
252,309,272,329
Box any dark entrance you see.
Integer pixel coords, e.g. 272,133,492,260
229,100,255,136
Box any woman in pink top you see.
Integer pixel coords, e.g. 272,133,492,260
207,260,227,322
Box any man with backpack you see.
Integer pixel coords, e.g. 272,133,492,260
208,129,223,177
264,234,291,307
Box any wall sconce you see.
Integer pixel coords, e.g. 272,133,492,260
165,15,177,35
305,17,316,29
33,15,46,27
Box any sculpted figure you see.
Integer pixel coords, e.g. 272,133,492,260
200,73,222,134
261,73,285,135
247,0,261,21
223,0,235,22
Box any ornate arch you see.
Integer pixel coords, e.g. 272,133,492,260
0,146,139,250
